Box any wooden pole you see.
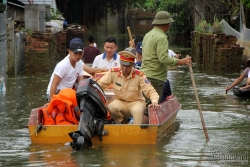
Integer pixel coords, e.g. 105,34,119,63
127,26,133,41
187,55,210,141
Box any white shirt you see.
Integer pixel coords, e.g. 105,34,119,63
92,52,120,70
168,50,176,58
46,54,84,95
248,70,250,77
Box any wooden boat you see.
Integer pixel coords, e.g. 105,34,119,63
232,85,250,97
28,96,181,145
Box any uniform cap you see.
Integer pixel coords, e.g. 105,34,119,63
124,47,136,55
69,38,84,53
118,51,136,66
152,11,174,25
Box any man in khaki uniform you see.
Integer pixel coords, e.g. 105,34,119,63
97,51,161,124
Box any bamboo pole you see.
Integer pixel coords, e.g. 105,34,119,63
187,55,210,141
127,27,133,41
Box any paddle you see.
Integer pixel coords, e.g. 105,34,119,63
187,55,210,141
127,26,133,41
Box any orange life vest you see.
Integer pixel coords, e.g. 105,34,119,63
40,108,56,125
42,88,79,125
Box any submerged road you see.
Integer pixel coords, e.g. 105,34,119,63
0,65,249,167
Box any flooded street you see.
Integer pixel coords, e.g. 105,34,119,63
0,65,249,167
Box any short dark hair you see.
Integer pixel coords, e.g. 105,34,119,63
104,36,117,45
88,36,95,43
134,35,144,46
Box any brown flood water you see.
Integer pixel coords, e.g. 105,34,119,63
0,65,249,167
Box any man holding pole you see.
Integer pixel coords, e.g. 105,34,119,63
140,11,191,102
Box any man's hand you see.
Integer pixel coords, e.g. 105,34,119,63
148,102,161,110
100,67,109,72
174,53,181,59
177,57,192,66
225,86,230,94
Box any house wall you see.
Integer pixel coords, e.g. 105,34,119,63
7,4,24,21
24,4,50,31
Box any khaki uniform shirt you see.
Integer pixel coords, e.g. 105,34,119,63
97,68,159,103
140,27,178,82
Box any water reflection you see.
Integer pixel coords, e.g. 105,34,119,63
0,66,249,167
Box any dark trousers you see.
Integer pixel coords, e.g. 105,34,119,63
160,79,172,103
144,77,164,105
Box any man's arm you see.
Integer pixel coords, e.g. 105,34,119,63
240,72,250,90
226,73,245,93
139,75,161,109
176,57,192,66
140,75,159,103
83,64,108,75
97,70,112,90
77,75,84,83
50,74,61,100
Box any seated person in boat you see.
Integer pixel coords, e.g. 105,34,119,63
92,36,120,70
168,49,181,59
46,38,108,102
97,50,161,124
226,58,250,93
46,38,85,102
239,68,250,90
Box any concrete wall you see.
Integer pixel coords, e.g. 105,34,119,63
24,4,50,32
88,9,154,53
89,10,126,52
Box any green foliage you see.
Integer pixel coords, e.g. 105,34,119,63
197,18,209,33
140,0,191,36
242,0,250,8
45,8,63,21
212,16,223,33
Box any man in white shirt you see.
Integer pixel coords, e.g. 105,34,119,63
168,49,181,58
46,38,85,102
92,36,120,70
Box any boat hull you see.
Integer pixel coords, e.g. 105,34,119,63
28,97,181,145
232,85,250,97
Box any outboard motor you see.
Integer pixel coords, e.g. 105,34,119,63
69,78,107,150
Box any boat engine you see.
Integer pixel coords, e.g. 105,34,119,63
68,78,107,150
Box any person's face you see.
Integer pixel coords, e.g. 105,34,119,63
120,63,133,76
69,50,84,62
104,42,117,57
136,53,142,62
165,24,171,32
